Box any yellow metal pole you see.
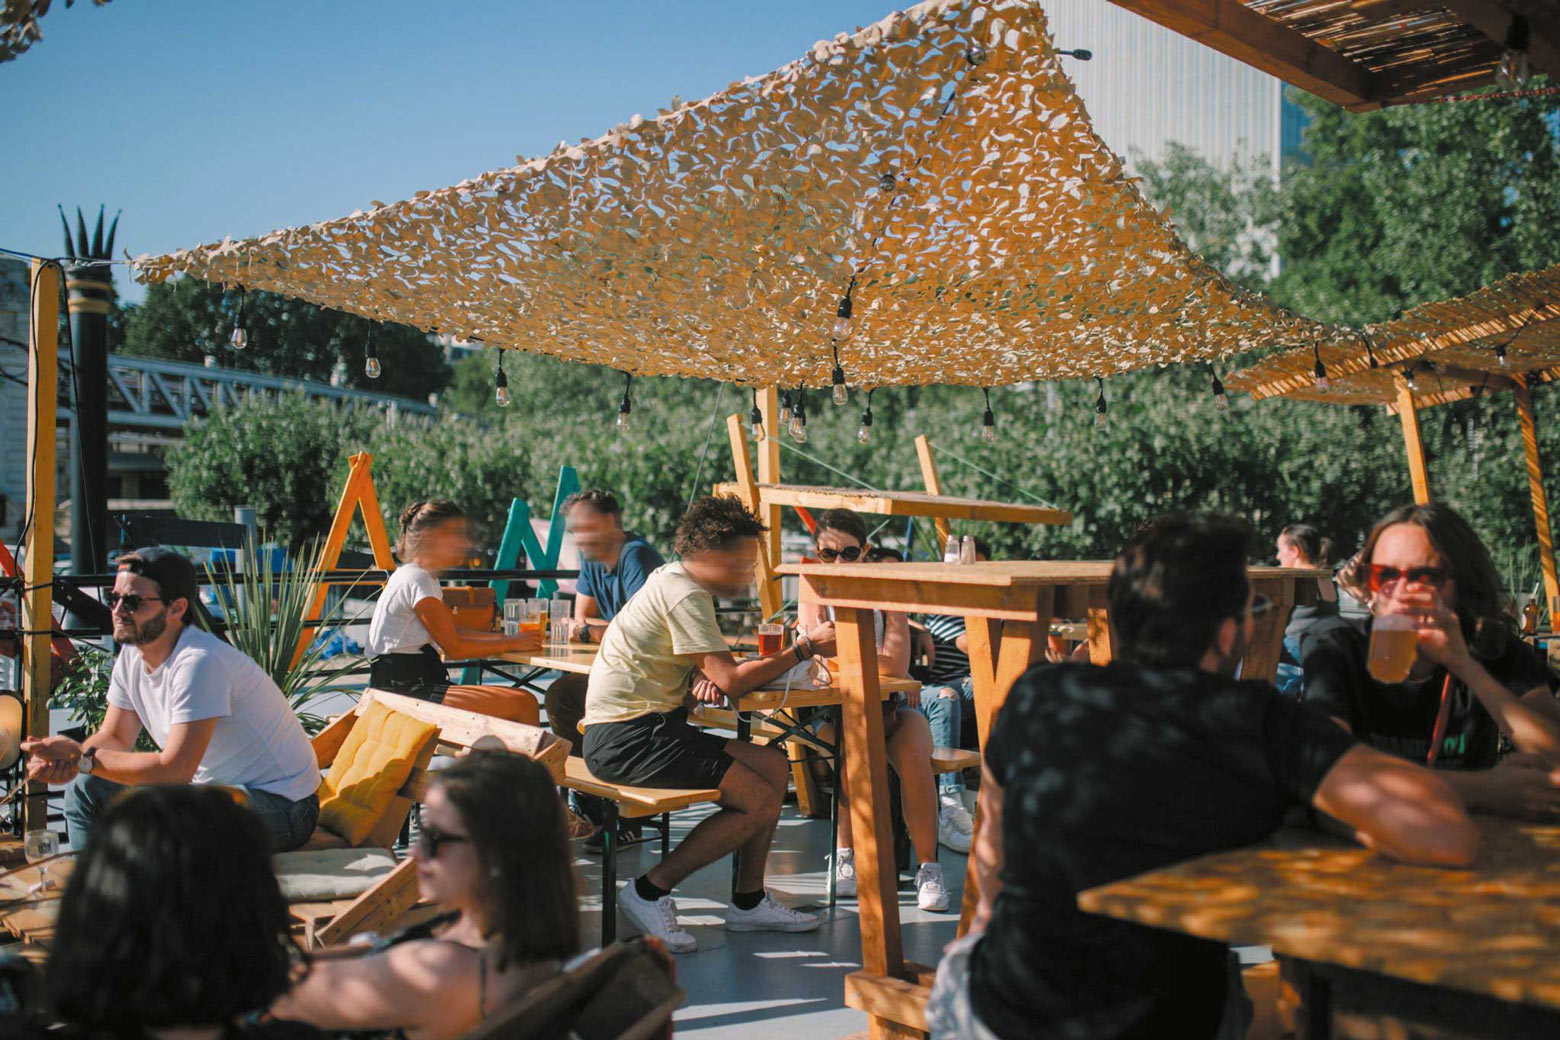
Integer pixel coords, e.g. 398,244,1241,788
23,260,61,832
1395,379,1431,505
1514,381,1560,622
915,434,952,548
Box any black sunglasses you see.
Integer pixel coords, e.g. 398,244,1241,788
106,592,165,614
418,824,470,858
817,545,863,563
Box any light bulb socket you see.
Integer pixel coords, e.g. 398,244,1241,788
982,408,995,429
879,172,896,192
836,296,853,320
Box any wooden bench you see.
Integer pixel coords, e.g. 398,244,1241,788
931,747,980,776
559,757,722,945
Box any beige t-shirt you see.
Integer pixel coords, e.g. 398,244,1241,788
582,562,730,727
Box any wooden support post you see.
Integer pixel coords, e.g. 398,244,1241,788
757,388,782,574
1085,586,1114,665
1241,577,1295,684
914,435,952,550
295,452,397,663
22,260,60,832
1396,380,1431,505
832,603,901,983
1515,381,1560,622
726,415,782,622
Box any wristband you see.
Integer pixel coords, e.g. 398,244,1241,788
794,636,814,662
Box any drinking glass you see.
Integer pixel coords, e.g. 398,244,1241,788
548,599,571,645
518,599,546,641
24,829,58,891
1367,613,1417,684
757,623,785,656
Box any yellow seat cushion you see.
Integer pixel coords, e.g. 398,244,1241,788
316,700,439,846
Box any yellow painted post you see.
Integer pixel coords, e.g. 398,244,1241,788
726,415,782,621
757,387,782,570
915,434,952,549
294,452,397,663
1395,379,1431,505
1514,381,1560,622
22,260,61,831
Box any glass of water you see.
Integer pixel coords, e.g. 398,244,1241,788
24,829,59,891
549,599,571,645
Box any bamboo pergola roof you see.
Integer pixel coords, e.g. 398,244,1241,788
1110,1,1559,111
1225,262,1560,410
131,0,1339,390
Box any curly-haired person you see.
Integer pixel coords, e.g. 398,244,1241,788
581,496,837,952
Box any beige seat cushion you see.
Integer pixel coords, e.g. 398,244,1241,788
273,847,400,903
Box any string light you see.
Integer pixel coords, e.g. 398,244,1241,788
229,289,248,350
980,388,997,443
1211,372,1229,410
833,293,854,340
615,372,633,432
1496,16,1532,87
1404,365,1418,391
1094,377,1107,428
831,341,849,405
1496,342,1509,367
363,324,381,379
749,388,766,442
878,172,896,192
857,388,874,445
1056,47,1093,60
779,389,793,425
1363,332,1379,370
494,349,512,407
1312,343,1330,391
788,388,808,443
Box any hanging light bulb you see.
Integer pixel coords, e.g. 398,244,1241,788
229,290,248,350
1313,344,1330,392
857,391,875,445
494,350,512,407
831,344,849,406
878,172,896,193
363,325,381,379
789,390,808,443
779,389,793,425
1497,18,1532,87
615,372,632,432
1404,365,1419,391
1496,342,1510,367
1094,377,1107,428
1211,373,1229,410
833,294,854,339
749,389,766,442
980,388,997,443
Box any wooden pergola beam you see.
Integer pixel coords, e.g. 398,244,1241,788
1108,0,1383,110
1396,377,1433,505
1441,0,1560,81
1514,380,1560,621
22,260,61,832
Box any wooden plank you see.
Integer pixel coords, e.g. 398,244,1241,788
915,434,952,550
835,606,902,982
712,483,1072,526
757,387,783,573
1085,586,1114,665
1515,381,1560,622
360,689,567,781
1396,379,1432,505
560,757,722,819
1106,0,1380,110
22,259,60,832
495,644,600,675
1241,576,1297,684
313,856,420,948
297,452,397,664
311,710,358,767
726,414,783,621
843,971,931,1033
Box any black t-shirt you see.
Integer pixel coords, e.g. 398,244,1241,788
968,660,1356,1040
1301,617,1558,770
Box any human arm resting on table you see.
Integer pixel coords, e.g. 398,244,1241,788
271,941,481,1036
1313,744,1479,867
571,594,609,642
691,623,838,701
414,597,538,658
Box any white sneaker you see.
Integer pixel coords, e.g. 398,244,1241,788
916,862,950,912
618,879,697,954
833,848,857,898
938,794,974,854
725,892,821,933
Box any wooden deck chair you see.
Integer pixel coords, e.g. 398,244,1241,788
290,689,569,947
458,939,682,1040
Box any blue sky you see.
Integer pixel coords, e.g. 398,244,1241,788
2,0,898,301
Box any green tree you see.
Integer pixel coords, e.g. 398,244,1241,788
1135,143,1281,291
121,278,453,400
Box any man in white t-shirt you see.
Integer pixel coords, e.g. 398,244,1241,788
23,548,321,851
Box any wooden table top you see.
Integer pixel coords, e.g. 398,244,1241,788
496,642,600,675
1078,819,1560,1011
1,857,73,947
711,483,1072,526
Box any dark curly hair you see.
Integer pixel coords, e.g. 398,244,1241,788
47,785,304,1030
674,496,766,557
433,751,580,968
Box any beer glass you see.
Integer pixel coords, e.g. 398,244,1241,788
1367,613,1417,684
758,623,785,656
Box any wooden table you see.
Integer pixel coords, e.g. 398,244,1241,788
710,482,1073,527
780,559,1325,1039
0,857,73,953
1079,819,1560,1040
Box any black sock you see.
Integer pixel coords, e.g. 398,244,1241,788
731,889,765,911
635,875,671,902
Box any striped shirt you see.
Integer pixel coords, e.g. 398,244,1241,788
923,614,971,686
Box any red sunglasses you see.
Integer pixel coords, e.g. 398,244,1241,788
1365,564,1450,592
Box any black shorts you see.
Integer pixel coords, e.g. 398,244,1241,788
583,707,734,790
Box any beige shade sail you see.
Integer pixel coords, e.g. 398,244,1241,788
1226,261,1560,410
132,0,1336,389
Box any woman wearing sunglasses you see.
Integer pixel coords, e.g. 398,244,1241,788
803,510,951,913
271,752,579,1040
1301,503,1560,819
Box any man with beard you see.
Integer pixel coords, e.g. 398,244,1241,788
927,514,1481,1040
582,495,837,952
22,548,321,851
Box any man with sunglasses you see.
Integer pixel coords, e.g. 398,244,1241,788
21,548,320,851
1302,504,1560,818
928,513,1478,1040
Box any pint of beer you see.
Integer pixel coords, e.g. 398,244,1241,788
1367,614,1418,684
758,623,785,656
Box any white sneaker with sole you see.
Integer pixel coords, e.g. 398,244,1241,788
725,892,821,933
833,848,857,898
618,880,697,953
938,794,974,854
916,862,950,912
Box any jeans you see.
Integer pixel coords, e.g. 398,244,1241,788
65,774,320,852
918,676,976,792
